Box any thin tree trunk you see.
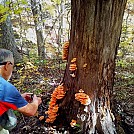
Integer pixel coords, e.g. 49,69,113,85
31,0,45,59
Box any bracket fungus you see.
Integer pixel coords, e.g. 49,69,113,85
45,85,65,123
62,41,69,60
45,104,59,123
69,58,77,77
71,58,77,63
69,63,77,71
39,116,45,121
83,63,87,68
70,119,77,127
75,90,91,105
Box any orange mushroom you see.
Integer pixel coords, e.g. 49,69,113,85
75,91,91,105
45,106,58,123
46,117,56,123
70,119,77,127
45,85,65,123
52,105,59,112
39,116,44,121
62,41,69,60
69,57,77,72
45,118,51,123
83,63,87,68
71,58,77,63
69,63,77,71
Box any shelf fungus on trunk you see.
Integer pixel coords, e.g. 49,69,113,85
69,63,77,71
39,115,45,121
62,41,69,60
70,119,77,127
45,85,65,123
75,89,91,106
69,58,77,77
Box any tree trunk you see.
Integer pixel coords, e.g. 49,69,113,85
0,15,22,63
48,0,127,134
31,0,45,59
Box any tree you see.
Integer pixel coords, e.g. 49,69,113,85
46,0,127,134
31,0,45,59
0,0,22,63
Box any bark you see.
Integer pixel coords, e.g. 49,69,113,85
0,15,22,63
31,0,45,59
52,0,127,134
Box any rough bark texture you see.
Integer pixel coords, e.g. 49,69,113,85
31,0,45,58
54,0,127,134
0,16,22,63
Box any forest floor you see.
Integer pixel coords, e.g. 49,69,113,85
9,61,133,134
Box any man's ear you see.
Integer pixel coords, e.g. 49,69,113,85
4,63,9,71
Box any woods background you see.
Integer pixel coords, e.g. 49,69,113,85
0,0,133,134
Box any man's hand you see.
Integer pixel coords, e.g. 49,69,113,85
33,95,42,105
21,93,33,98
17,94,42,116
21,93,33,102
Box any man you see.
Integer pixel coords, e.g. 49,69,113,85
0,49,42,133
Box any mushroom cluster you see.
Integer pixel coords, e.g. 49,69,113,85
45,85,65,123
45,104,59,123
69,58,77,77
71,58,76,63
69,63,77,71
39,115,45,121
70,119,77,127
62,41,69,60
75,89,91,105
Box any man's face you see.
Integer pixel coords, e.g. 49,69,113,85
2,57,15,81
6,57,14,80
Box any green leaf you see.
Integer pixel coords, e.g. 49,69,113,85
75,124,81,127
14,8,23,15
0,14,8,23
0,5,9,14
52,0,61,5
21,0,28,5
5,1,11,5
